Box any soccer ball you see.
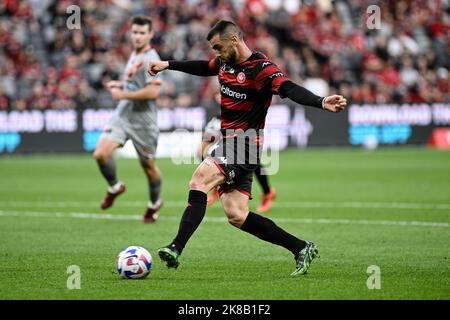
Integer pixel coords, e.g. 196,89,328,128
116,246,153,279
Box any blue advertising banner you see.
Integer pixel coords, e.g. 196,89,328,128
1,103,449,154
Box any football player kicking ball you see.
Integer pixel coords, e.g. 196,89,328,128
148,20,346,275
199,114,276,212
93,16,163,223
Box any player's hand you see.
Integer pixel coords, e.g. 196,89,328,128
149,79,163,86
323,95,347,113
148,61,169,76
106,80,123,89
110,88,125,100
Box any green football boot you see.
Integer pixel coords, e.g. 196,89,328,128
291,241,320,276
158,244,180,269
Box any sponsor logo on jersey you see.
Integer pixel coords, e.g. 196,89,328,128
220,84,247,100
269,72,285,79
220,65,235,74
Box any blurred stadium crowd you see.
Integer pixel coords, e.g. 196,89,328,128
0,0,449,112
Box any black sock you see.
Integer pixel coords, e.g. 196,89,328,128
149,179,162,204
241,212,306,256
255,164,271,194
172,190,207,254
98,159,118,187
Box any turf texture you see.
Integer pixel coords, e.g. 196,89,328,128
0,148,449,299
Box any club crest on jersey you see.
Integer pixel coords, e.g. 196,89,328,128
127,60,143,79
237,72,246,83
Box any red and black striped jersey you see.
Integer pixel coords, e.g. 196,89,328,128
207,52,290,131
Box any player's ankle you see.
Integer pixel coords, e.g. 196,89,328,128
148,198,162,209
108,181,124,193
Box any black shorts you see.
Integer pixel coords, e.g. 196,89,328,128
208,133,262,199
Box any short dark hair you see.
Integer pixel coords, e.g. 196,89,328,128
130,15,153,32
206,20,243,41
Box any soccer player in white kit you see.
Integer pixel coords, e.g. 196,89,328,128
93,16,163,223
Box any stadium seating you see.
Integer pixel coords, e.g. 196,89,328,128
0,0,449,111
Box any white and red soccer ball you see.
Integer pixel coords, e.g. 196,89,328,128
116,246,153,279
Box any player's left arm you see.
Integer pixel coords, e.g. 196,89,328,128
254,62,347,112
110,79,162,101
279,81,347,112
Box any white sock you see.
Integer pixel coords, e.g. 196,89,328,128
148,198,162,209
108,181,123,194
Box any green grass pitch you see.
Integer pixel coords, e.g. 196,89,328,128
0,148,449,299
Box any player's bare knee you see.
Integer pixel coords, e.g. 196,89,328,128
93,149,109,163
224,205,247,228
227,211,246,228
140,159,155,171
188,176,207,191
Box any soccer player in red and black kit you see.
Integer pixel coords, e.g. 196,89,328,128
148,20,347,276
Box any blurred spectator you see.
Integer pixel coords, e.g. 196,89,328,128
0,84,11,110
0,0,449,112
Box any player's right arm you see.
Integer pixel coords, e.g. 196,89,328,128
148,58,220,77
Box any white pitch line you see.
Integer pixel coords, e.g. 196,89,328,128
0,210,448,228
277,202,450,210
0,200,450,210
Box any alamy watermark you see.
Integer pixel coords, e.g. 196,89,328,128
67,265,81,289
66,5,81,30
169,128,280,175
366,5,381,30
366,265,381,289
